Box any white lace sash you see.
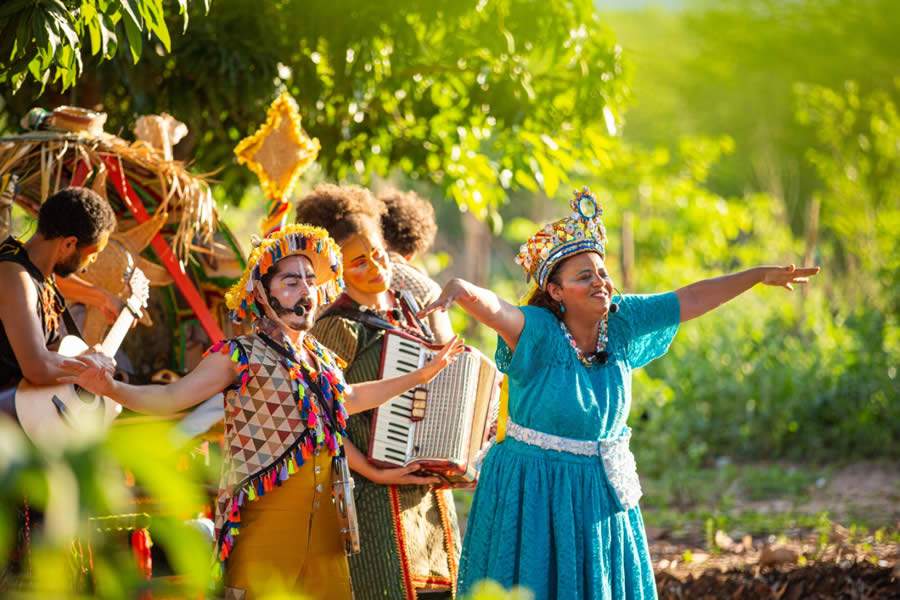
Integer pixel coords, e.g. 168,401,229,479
506,421,643,510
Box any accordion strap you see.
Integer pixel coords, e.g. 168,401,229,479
319,304,396,333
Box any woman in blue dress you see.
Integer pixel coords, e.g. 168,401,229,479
419,188,819,599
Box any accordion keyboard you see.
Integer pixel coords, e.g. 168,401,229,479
370,335,425,465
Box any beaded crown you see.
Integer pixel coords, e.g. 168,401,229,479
515,187,607,301
225,224,344,323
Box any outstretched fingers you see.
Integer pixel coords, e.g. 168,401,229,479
417,298,452,319
434,336,466,365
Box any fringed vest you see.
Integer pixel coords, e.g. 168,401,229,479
208,332,348,576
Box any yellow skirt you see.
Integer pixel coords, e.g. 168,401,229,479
224,451,352,600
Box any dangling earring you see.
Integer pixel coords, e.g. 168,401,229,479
559,302,566,314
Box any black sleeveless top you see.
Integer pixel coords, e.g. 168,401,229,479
0,237,65,387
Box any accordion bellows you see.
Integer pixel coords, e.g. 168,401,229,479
368,330,502,487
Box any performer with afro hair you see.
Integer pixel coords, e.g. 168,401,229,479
299,184,461,600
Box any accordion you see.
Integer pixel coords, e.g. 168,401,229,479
369,330,502,487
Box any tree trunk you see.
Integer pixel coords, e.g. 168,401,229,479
621,211,635,292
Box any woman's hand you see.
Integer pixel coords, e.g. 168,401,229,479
418,278,472,318
416,336,466,384
369,464,441,486
760,264,821,291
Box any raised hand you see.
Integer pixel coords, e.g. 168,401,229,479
417,278,472,318
418,336,466,384
761,265,821,291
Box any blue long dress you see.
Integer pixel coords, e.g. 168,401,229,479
458,293,680,600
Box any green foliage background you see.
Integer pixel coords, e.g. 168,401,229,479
0,0,898,595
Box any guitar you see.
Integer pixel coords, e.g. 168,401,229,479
8,267,149,449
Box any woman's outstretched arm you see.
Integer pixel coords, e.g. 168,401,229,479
676,264,820,323
419,278,525,350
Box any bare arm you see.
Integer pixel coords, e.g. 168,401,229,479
0,263,94,384
419,278,525,350
676,265,820,323
345,438,440,485
429,308,456,345
65,350,236,415
343,336,464,414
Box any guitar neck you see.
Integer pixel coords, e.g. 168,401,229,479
99,309,137,358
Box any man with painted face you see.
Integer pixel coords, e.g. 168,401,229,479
68,224,464,600
299,185,461,600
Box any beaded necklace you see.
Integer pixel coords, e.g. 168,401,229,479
559,317,609,366
260,331,349,454
357,289,405,326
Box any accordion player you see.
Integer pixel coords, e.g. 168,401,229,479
367,330,502,487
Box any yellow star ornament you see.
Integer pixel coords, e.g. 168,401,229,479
234,92,320,201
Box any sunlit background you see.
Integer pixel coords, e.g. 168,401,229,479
1,0,897,597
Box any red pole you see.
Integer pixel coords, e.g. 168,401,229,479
101,154,225,342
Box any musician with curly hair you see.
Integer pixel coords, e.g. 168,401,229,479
299,184,461,600
377,187,454,344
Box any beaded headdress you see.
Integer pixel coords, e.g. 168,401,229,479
515,187,607,302
225,224,344,323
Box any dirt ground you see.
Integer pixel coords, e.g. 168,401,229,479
736,462,900,524
651,526,899,599
648,461,900,599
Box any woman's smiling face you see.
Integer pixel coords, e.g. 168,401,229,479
341,230,392,295
547,251,614,319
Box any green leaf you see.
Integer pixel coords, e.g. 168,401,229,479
47,8,79,50
81,0,97,21
14,9,34,58
86,13,102,56
0,0,33,20
119,0,142,29
534,152,560,198
27,56,43,81
122,13,143,63
143,0,170,52
97,11,117,57
176,0,189,32
514,169,539,192
502,28,516,54
32,12,52,56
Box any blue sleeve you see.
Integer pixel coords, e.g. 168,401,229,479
494,306,553,381
617,292,680,369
